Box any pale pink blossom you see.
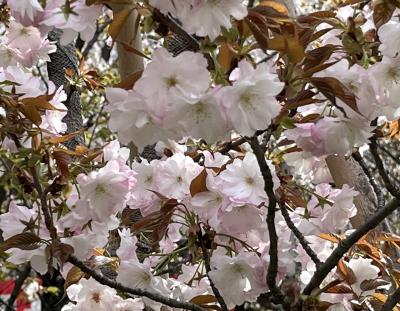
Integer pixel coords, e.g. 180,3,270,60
347,257,380,296
62,278,120,311
180,0,247,40
209,249,267,308
42,0,103,45
378,21,400,57
134,48,210,126
156,153,202,199
77,160,134,221
220,59,283,136
217,152,279,205
0,201,37,239
105,87,173,151
7,0,43,21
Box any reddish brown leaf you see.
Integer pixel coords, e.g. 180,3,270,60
373,0,396,28
117,40,151,60
0,232,42,252
309,77,359,113
114,70,143,89
53,150,71,179
337,259,357,285
64,266,85,290
190,169,209,197
319,233,342,244
109,8,134,41
47,130,82,144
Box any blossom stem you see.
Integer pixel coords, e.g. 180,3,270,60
67,255,206,311
197,227,229,311
279,203,321,267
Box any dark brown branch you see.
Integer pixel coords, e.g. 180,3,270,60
382,286,400,311
152,10,200,51
197,229,229,311
377,142,400,166
82,17,112,58
30,167,57,240
370,141,400,200
67,255,205,311
250,136,288,309
352,151,384,209
303,197,400,295
279,203,321,267
6,263,31,311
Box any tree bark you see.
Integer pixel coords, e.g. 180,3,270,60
110,3,144,79
326,155,375,228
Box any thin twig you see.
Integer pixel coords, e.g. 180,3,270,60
381,286,400,311
377,143,400,166
67,255,205,311
153,10,199,51
82,17,111,58
250,136,289,309
6,263,31,311
352,151,384,209
279,203,321,267
197,228,229,311
303,198,400,295
88,102,106,148
30,167,57,240
370,141,400,200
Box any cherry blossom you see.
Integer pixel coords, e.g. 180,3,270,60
220,59,283,136
180,0,247,40
134,48,210,126
75,160,135,221
378,21,400,57
209,249,267,308
42,0,103,45
217,152,279,205
7,0,43,21
347,257,380,296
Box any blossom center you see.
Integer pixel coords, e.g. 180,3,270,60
91,292,101,303
95,184,107,194
245,176,254,185
387,67,400,84
165,76,178,89
240,91,256,110
191,102,210,123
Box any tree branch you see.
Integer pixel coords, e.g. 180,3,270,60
382,286,400,311
370,140,400,200
303,197,400,295
279,203,321,267
67,255,205,311
250,136,288,309
6,263,30,311
352,151,383,208
197,229,229,311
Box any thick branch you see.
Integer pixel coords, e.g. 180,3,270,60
325,155,375,228
303,198,400,295
67,255,205,311
250,137,287,308
6,264,31,311
110,4,144,79
382,286,400,311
